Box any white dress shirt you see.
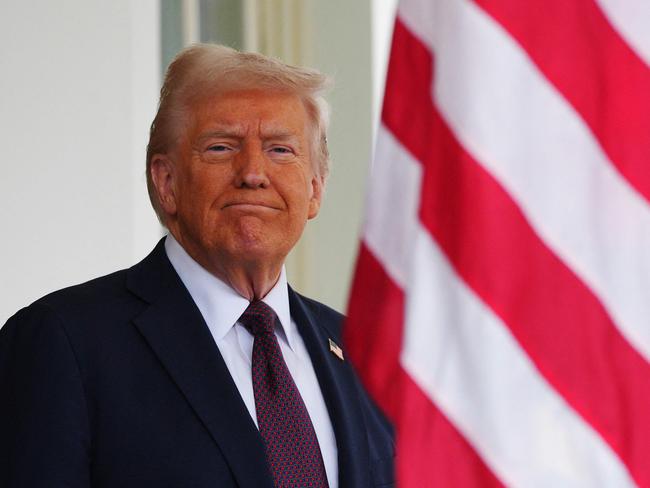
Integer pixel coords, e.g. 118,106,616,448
165,235,338,486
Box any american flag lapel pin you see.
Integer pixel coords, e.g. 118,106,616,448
328,338,344,361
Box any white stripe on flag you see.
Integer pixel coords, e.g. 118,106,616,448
595,0,650,68
368,125,636,487
399,0,650,364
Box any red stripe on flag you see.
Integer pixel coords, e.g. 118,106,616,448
383,17,650,487
473,0,650,203
345,243,404,416
345,243,504,487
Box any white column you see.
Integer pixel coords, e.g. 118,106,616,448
0,0,161,324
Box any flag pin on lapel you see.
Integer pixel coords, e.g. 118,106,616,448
328,338,344,361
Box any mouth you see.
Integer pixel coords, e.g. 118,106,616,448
222,202,281,211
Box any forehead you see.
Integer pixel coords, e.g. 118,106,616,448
187,89,310,136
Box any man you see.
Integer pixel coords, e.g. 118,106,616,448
0,45,394,487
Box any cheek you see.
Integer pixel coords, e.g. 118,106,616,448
175,183,221,232
283,169,314,203
183,167,231,204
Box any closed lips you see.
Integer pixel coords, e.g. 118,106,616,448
222,201,280,209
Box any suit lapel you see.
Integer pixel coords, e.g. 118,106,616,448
127,241,273,488
289,288,371,488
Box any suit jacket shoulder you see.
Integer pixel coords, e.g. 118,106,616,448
291,290,344,335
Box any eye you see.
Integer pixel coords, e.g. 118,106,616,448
269,146,293,155
207,144,231,152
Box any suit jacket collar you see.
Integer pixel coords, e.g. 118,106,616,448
289,289,371,488
126,239,371,487
126,239,273,488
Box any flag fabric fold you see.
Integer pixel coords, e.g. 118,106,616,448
345,0,650,486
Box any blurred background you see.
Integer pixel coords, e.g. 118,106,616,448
0,0,399,323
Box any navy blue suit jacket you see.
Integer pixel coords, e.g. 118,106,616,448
0,240,394,487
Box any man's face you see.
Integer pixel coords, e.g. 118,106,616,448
155,89,322,272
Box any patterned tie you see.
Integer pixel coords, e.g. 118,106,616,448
239,300,329,488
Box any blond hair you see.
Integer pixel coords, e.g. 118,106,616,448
146,43,331,222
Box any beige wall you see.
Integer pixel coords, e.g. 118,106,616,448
288,0,374,313
289,0,398,313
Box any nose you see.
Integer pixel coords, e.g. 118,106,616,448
234,145,270,189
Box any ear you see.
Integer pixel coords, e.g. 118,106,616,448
307,174,324,220
150,154,178,217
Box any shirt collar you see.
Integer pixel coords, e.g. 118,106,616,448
164,234,296,351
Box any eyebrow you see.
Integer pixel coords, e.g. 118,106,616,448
196,129,244,141
196,128,300,143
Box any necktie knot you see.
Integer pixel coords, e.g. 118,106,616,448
239,300,277,336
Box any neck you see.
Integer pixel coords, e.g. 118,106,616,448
169,230,283,301
215,262,282,301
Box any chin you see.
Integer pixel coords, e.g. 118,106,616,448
233,236,293,264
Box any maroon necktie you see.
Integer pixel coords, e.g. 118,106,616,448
239,300,329,488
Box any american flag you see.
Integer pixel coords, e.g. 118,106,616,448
345,0,650,486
